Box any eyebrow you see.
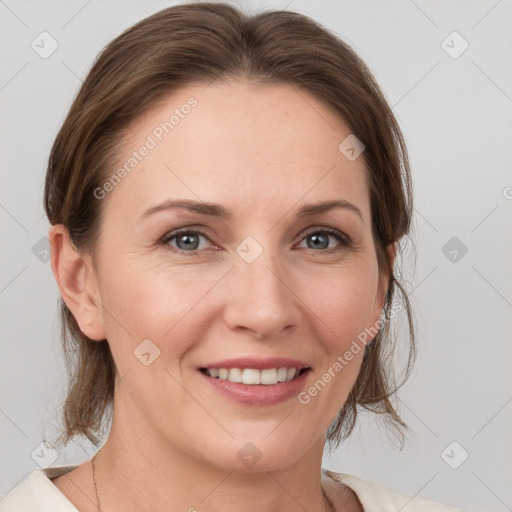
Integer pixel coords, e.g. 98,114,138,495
140,199,363,221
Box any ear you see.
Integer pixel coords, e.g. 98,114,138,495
49,225,107,341
372,242,396,324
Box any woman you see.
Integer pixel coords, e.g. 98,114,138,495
0,2,463,511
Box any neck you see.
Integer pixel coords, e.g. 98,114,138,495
91,393,333,512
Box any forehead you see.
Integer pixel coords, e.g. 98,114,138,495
105,79,370,221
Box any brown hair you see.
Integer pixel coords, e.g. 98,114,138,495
45,1,416,451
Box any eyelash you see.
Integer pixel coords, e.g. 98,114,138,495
160,227,352,257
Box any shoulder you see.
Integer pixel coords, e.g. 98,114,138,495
0,466,78,512
323,469,465,512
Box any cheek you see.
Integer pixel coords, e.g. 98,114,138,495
97,257,226,356
94,260,217,413
299,259,380,351
97,241,381,372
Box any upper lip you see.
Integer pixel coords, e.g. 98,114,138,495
199,357,310,371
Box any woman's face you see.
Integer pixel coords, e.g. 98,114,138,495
78,79,390,471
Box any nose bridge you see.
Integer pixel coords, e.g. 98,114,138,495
225,235,298,337
237,236,289,303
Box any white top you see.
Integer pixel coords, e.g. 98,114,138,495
0,465,464,511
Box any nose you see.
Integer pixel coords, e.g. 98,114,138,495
223,246,301,341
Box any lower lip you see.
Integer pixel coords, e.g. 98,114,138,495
200,369,311,406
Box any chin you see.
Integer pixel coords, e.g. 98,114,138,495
190,427,319,474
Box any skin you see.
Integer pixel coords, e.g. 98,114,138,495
50,79,394,512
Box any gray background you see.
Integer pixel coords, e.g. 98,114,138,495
1,1,511,511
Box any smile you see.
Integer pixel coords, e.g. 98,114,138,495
200,367,308,385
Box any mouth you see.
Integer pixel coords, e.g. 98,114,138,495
197,357,312,405
199,366,310,385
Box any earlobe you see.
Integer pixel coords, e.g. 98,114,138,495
49,225,106,341
372,242,397,326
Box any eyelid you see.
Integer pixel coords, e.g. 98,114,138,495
298,226,351,243
162,224,351,242
161,225,352,254
160,228,217,252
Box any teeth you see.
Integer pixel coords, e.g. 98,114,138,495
242,369,260,385
228,368,243,383
277,367,288,382
261,368,277,385
204,367,303,384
